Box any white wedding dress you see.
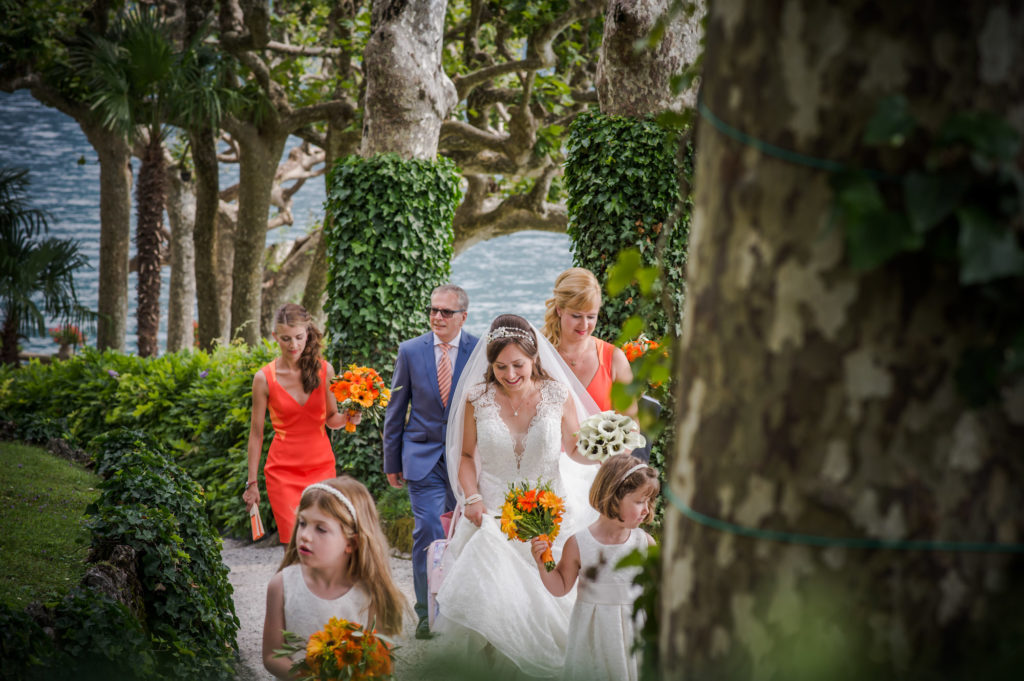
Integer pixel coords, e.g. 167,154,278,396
434,378,593,678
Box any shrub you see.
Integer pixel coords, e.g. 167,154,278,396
0,432,238,680
322,153,462,492
86,429,238,680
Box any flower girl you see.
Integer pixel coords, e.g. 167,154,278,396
531,455,658,681
262,476,407,679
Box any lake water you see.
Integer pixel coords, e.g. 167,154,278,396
0,90,571,354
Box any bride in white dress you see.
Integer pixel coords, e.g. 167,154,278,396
434,314,600,678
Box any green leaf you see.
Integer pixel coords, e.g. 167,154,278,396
618,316,644,343
957,206,1024,284
863,95,916,146
607,249,643,295
940,111,1021,161
903,171,968,234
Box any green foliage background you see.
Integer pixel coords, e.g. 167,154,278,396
564,111,691,478
322,153,463,493
0,430,238,680
0,344,283,537
565,111,689,340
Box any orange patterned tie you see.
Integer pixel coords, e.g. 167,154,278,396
438,342,453,407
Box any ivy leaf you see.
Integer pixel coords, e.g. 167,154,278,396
940,111,1021,162
955,346,1002,407
607,249,643,295
903,171,968,234
833,172,922,269
863,95,916,147
956,206,1024,284
618,316,645,344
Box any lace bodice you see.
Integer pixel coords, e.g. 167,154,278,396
469,379,568,510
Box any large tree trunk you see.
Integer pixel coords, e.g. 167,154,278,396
84,125,132,352
165,163,196,353
596,0,704,115
361,0,457,159
135,132,167,357
229,127,286,344
662,3,1024,679
190,126,224,350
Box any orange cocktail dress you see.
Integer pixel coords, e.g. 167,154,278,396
585,338,615,411
262,359,336,543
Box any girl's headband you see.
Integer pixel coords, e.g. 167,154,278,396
303,483,357,530
486,326,535,346
618,463,649,486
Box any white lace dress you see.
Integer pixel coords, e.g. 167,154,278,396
435,379,589,678
564,527,648,681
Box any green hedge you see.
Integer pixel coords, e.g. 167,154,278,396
564,111,692,475
1,345,274,537
0,430,238,680
565,111,689,339
322,153,462,491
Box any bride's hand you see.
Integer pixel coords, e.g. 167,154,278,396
464,499,484,526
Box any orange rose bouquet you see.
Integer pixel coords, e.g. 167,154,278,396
329,365,391,432
499,480,565,571
277,617,396,680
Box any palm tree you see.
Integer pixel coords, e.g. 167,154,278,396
74,6,230,357
0,167,90,366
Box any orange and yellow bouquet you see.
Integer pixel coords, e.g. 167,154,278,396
621,334,660,362
499,480,565,571
329,365,391,432
277,617,396,681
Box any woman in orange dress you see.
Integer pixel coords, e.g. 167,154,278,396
242,303,360,543
542,268,635,414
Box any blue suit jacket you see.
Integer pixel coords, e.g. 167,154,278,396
382,331,479,482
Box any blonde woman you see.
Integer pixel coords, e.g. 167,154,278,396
542,268,634,414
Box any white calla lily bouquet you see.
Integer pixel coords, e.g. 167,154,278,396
575,410,646,462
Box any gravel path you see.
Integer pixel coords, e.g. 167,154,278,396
222,536,436,680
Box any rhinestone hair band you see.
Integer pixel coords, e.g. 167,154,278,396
303,483,357,530
618,463,649,485
486,326,535,346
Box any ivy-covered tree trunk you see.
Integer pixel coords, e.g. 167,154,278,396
361,0,457,159
135,132,167,358
662,3,1024,679
190,125,223,351
83,124,132,353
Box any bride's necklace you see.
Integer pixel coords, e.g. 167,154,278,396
504,382,535,416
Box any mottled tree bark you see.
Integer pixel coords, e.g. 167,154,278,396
663,3,1024,679
190,126,223,350
165,163,196,353
227,125,286,344
87,127,132,352
361,0,457,159
596,0,704,115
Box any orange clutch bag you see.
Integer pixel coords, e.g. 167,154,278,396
250,504,266,541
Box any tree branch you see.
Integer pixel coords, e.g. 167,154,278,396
265,40,345,57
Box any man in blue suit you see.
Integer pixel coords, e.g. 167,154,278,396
383,284,479,639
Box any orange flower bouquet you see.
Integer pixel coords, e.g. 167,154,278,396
329,365,391,432
277,617,396,680
621,334,660,363
499,480,565,571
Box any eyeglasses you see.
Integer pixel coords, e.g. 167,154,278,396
427,306,465,319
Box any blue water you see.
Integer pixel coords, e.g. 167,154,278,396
0,89,571,354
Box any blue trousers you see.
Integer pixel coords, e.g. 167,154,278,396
406,458,456,621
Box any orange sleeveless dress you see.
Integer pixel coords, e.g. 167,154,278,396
262,359,336,544
585,338,616,412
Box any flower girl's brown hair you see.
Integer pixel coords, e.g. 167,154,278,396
589,455,660,521
279,476,408,635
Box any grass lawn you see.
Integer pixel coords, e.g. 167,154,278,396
0,441,99,608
